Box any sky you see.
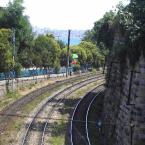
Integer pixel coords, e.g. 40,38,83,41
0,0,129,30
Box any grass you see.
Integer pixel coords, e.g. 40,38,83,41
7,90,20,99
0,90,20,110
0,78,58,111
19,82,36,91
0,84,67,145
14,122,21,130
49,136,65,145
52,117,66,136
21,91,51,114
48,115,66,145
0,72,97,112
0,90,55,145
0,82,39,111
0,73,101,145
48,81,100,145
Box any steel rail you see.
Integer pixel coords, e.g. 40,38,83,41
85,90,104,145
21,74,104,145
0,72,100,127
40,77,104,145
70,83,105,145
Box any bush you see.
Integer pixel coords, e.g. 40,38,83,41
73,64,80,72
14,62,22,78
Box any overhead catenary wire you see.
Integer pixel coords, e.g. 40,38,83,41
0,113,141,126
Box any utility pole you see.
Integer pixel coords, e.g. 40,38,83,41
12,28,15,90
66,30,71,78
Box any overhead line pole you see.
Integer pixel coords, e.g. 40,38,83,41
66,29,71,78
12,28,15,91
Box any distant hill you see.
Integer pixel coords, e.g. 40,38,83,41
33,27,86,45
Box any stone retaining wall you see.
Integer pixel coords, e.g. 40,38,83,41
103,56,145,145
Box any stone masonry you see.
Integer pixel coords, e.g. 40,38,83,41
103,56,145,145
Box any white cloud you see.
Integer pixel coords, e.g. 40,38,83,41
0,0,129,30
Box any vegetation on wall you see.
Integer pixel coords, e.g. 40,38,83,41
83,0,145,67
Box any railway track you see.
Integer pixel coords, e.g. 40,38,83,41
21,74,104,145
70,84,105,145
86,91,105,145
0,72,101,133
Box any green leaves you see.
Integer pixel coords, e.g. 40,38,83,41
0,29,14,73
83,11,116,50
33,34,61,69
115,0,145,66
0,0,34,69
83,0,145,66
60,41,104,68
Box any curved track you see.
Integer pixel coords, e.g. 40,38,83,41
21,74,104,145
0,72,101,133
86,91,104,145
70,84,105,145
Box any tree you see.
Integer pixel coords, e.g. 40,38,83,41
110,1,145,65
0,0,24,29
79,41,104,67
33,34,61,70
71,45,87,66
60,47,67,66
82,11,116,57
94,11,116,49
0,29,14,91
57,39,66,49
0,29,13,73
0,0,34,68
82,30,95,43
18,48,34,68
60,41,104,69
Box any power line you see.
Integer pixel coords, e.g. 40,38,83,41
0,113,143,126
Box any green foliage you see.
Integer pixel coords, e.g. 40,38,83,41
49,136,64,145
14,62,22,77
60,47,67,66
92,68,97,73
73,64,80,72
33,34,61,68
0,29,14,73
18,48,34,68
82,29,95,43
83,11,116,50
57,39,66,49
0,0,24,28
6,90,20,99
71,45,87,65
0,0,34,68
112,0,145,66
83,1,145,67
79,41,105,66
60,41,104,68
0,7,5,25
96,11,115,49
82,11,115,68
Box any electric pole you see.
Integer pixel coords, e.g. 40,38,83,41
12,28,15,90
66,29,71,77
